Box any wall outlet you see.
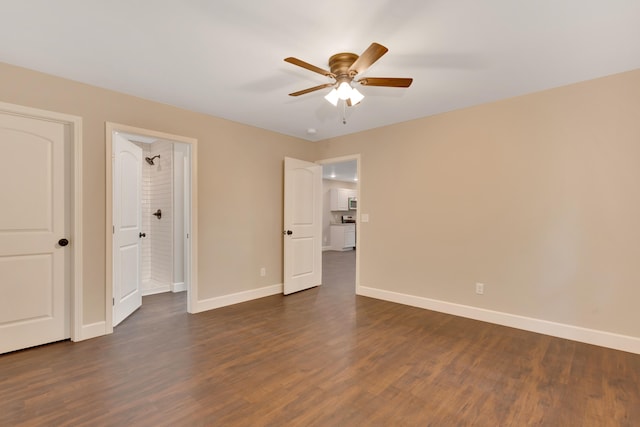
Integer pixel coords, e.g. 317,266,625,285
475,283,484,295
260,267,266,277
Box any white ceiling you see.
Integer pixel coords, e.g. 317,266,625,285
1,1,639,142
322,160,358,183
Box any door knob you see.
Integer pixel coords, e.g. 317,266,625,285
139,232,146,238
58,238,69,247
283,230,293,235
152,209,162,219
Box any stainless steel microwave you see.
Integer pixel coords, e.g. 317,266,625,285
348,197,357,210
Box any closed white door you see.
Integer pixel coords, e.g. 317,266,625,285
113,133,143,326
0,112,69,354
283,157,322,295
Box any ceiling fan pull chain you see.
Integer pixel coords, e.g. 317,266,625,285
342,100,347,125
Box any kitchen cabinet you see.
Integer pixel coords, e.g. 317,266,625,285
330,224,356,251
330,188,356,211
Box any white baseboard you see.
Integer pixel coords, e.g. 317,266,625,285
74,321,106,342
142,277,171,296
193,284,283,314
323,246,355,252
142,286,171,296
172,282,186,293
358,286,640,355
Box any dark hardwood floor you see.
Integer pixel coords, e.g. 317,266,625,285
2,249,640,426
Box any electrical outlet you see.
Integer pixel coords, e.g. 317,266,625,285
260,267,266,277
475,283,484,295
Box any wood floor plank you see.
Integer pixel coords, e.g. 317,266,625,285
1,249,640,425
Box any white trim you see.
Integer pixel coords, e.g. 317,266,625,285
322,245,333,251
0,102,84,343
358,286,640,355
192,284,283,313
79,321,106,341
71,117,84,342
142,287,171,296
141,279,173,296
172,282,186,293
105,122,198,333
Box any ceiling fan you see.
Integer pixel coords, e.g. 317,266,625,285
285,42,413,107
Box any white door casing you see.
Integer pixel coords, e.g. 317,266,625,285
112,133,143,326
283,157,322,295
0,112,69,353
106,123,198,329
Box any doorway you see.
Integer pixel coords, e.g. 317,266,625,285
127,135,189,295
105,123,198,333
317,155,360,294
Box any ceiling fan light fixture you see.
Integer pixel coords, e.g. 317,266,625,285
324,88,339,106
285,42,413,112
349,87,364,105
337,81,352,100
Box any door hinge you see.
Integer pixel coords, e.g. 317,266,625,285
113,225,115,234
112,297,115,306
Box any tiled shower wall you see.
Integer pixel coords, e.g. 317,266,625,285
141,141,173,294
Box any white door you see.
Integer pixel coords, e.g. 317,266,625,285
113,133,143,326
283,157,322,294
0,112,69,354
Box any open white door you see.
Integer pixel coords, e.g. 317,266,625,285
0,111,69,354
283,157,322,295
113,133,143,326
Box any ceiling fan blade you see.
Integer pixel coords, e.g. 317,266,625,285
347,43,388,76
358,77,413,88
288,83,335,97
284,57,335,78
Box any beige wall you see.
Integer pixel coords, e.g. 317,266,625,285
3,59,640,341
317,69,640,338
0,62,315,324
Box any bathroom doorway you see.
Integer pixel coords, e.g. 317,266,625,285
105,123,197,331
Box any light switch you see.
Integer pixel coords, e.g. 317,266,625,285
361,213,369,223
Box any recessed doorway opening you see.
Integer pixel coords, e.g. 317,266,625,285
105,123,198,332
317,155,360,294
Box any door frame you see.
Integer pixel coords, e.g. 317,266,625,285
0,101,84,342
105,122,198,333
315,154,361,293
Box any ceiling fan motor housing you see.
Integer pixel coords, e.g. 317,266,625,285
329,52,359,83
